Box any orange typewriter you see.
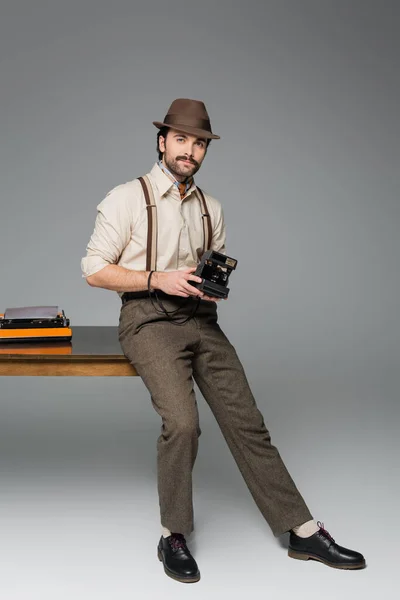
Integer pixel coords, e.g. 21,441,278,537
0,305,72,343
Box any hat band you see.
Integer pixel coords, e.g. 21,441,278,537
164,113,212,132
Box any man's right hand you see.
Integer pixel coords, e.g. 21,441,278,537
154,267,205,298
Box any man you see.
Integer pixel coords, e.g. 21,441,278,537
81,98,365,583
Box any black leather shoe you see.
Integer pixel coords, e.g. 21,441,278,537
157,533,200,583
288,521,366,569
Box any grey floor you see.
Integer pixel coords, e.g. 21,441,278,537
1,366,398,600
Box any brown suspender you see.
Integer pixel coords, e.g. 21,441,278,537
195,186,212,256
138,175,158,272
137,176,212,271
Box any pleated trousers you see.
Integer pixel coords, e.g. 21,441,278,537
118,295,313,536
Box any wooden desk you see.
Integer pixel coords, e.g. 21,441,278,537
0,326,137,376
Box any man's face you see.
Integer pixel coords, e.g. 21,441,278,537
159,128,208,181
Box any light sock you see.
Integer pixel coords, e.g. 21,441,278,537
162,525,172,538
292,519,319,538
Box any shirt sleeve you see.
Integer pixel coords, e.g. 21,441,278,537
210,201,226,255
81,185,133,278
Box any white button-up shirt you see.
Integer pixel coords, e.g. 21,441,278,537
81,162,226,297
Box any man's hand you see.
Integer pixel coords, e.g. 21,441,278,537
154,267,225,302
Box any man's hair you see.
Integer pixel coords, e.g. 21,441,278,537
156,126,211,160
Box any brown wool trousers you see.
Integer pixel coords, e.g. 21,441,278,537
118,295,313,537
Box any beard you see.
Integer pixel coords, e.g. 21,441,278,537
163,151,201,180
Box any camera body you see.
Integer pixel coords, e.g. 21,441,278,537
192,250,238,298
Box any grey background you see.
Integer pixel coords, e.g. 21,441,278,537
1,1,399,599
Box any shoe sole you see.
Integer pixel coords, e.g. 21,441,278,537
288,549,366,570
157,548,201,583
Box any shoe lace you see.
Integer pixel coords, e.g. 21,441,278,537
169,533,187,551
317,521,335,543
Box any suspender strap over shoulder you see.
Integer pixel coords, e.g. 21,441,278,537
138,175,158,272
195,186,212,253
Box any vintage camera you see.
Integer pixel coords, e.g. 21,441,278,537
192,250,238,298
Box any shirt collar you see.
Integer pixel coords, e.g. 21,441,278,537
149,161,197,199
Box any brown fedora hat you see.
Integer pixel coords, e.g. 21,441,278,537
153,98,220,140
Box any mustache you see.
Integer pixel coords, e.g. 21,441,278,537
177,157,198,166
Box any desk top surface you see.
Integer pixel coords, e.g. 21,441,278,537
0,326,123,360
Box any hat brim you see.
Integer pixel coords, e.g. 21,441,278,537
153,121,220,140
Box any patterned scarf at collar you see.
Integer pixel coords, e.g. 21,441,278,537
158,160,194,199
